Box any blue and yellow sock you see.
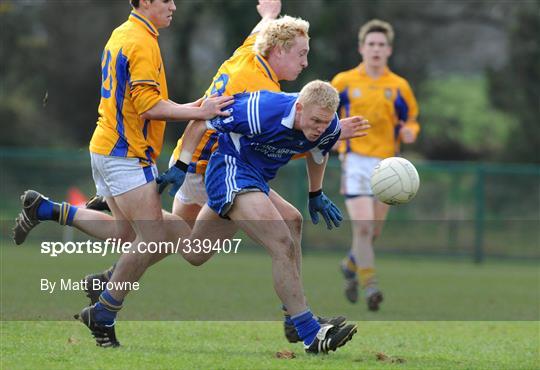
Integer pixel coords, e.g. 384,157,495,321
291,310,321,346
37,199,77,225
341,252,357,279
94,289,123,325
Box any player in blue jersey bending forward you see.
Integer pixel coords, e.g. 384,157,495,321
185,80,361,354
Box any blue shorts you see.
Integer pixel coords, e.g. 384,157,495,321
205,152,269,217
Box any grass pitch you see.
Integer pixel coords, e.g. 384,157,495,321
1,321,538,369
1,244,539,369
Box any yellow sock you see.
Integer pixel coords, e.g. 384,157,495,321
357,267,377,288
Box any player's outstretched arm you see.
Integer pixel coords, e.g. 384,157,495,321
339,116,370,140
306,153,343,230
251,0,281,34
141,95,234,122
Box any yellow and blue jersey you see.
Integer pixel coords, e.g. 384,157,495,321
173,33,281,174
331,63,420,159
89,10,168,165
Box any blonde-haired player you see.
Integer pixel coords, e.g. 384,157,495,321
332,19,420,311
254,15,309,58
186,80,360,354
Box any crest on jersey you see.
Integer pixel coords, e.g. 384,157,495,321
384,88,393,100
211,74,229,95
352,88,361,98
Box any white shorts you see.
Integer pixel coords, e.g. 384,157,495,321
340,152,382,197
91,152,158,197
168,154,208,206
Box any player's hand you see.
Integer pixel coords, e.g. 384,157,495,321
339,116,370,140
257,0,281,20
400,125,416,144
200,94,234,120
308,190,343,230
156,161,188,197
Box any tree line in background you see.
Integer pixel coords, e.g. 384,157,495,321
0,0,538,163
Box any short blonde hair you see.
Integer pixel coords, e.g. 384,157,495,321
298,80,339,112
254,15,310,58
358,19,394,46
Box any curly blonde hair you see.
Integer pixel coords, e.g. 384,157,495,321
298,80,339,112
358,19,394,46
254,15,310,58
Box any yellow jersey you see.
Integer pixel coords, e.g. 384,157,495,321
173,34,281,174
331,63,420,159
89,10,168,165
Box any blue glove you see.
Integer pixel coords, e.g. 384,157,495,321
156,160,188,197
308,190,343,230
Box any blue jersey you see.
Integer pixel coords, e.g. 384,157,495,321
206,91,341,182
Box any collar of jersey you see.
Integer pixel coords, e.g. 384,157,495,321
280,98,298,129
255,54,279,83
357,63,390,77
129,10,159,37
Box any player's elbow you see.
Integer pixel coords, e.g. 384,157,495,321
140,107,160,120
140,99,167,120
140,111,153,120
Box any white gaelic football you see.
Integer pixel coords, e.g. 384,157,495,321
370,157,420,205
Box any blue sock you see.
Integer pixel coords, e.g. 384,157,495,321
291,310,321,346
37,199,77,225
94,289,123,325
93,302,118,325
282,305,293,325
36,198,55,221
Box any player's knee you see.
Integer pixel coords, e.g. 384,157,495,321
153,223,170,240
280,207,303,239
353,221,373,238
185,254,207,267
289,210,303,236
117,228,136,242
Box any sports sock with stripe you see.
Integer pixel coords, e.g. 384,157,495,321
342,252,357,279
37,199,77,225
291,310,321,346
94,289,123,325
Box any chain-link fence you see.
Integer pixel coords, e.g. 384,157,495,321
1,148,539,261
